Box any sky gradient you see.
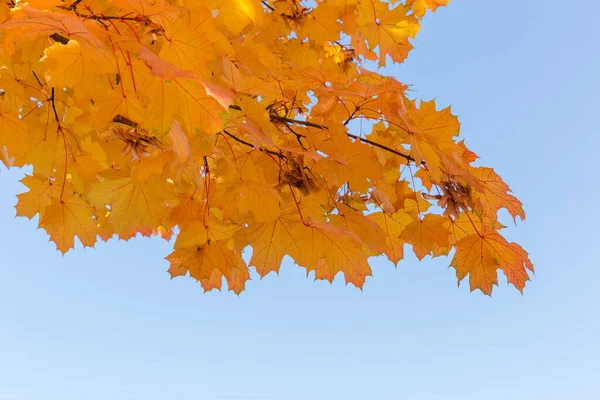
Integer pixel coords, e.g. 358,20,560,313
1,1,599,399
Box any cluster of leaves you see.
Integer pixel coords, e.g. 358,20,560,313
0,0,532,295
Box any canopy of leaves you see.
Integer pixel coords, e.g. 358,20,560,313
0,0,532,295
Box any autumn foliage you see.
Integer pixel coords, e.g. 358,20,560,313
0,0,533,295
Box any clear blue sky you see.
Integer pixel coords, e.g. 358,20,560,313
1,1,598,399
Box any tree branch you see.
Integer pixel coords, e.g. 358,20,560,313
50,88,60,123
269,115,415,163
117,106,415,164
261,1,275,11
221,129,283,158
346,133,414,163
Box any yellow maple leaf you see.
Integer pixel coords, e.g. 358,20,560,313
15,174,62,219
167,242,249,294
206,0,262,34
88,171,178,239
39,194,98,253
293,219,372,288
357,1,421,67
237,209,301,277
470,166,526,222
400,214,451,260
42,40,114,95
450,233,533,294
368,210,413,264
222,181,283,222
0,99,29,161
317,128,383,193
408,0,451,18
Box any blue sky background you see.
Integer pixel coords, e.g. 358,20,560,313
1,1,599,399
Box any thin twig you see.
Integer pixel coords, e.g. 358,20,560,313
221,129,283,158
343,107,359,126
346,133,414,163
57,6,142,21
261,1,275,11
269,114,325,129
50,88,60,122
68,0,83,9
31,71,43,88
270,115,415,162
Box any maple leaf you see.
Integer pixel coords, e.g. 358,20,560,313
167,218,248,293
42,40,115,94
0,0,532,295
368,210,413,265
237,208,301,277
293,219,372,288
450,233,533,295
166,243,250,294
0,6,105,48
15,174,62,220
298,3,341,45
330,208,387,254
317,131,383,193
408,0,451,18
0,99,29,162
206,0,262,33
39,194,98,253
401,214,451,260
87,170,178,239
470,167,526,222
221,181,283,222
357,1,421,67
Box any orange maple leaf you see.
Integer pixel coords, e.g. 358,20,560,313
450,233,534,295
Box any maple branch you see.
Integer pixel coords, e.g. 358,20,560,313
31,71,43,88
270,115,415,163
232,106,417,163
269,115,325,129
202,156,211,226
67,0,84,9
114,108,414,165
72,12,142,21
346,133,414,163
343,107,360,126
57,5,144,22
50,88,60,123
261,1,275,11
221,129,283,158
281,122,306,148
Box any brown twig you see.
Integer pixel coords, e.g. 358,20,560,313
50,88,60,122
261,1,275,11
269,115,415,162
31,71,43,88
221,129,284,158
